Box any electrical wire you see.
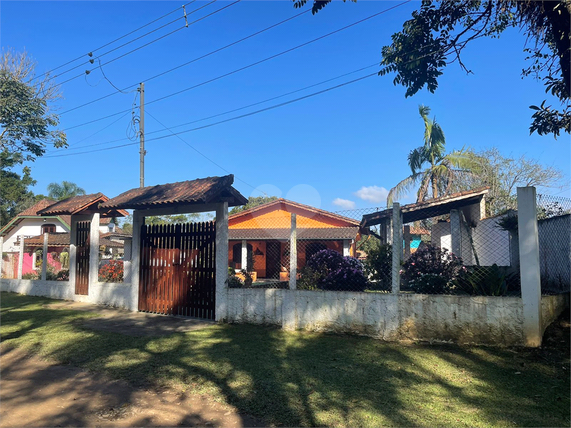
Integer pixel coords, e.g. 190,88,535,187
32,1,197,82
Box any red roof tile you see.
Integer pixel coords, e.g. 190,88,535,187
18,199,57,216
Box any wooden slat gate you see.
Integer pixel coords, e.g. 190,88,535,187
75,221,90,295
139,222,216,319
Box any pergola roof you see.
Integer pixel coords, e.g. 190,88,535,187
100,175,247,210
361,187,489,227
38,193,128,218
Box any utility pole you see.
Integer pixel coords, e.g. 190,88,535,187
138,82,146,188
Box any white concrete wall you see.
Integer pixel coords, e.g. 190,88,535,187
226,288,537,346
0,279,135,310
541,293,569,334
2,218,69,252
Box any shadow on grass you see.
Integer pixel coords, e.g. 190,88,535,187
1,292,569,427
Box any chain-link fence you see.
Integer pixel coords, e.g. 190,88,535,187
537,193,571,294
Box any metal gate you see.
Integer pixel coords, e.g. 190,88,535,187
75,221,90,295
139,222,216,319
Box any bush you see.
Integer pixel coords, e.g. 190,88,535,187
22,271,39,280
98,260,124,283
363,242,392,291
401,245,465,294
56,270,69,281
459,264,516,296
299,249,368,292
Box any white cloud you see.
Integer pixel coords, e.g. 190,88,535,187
354,186,389,204
332,198,356,209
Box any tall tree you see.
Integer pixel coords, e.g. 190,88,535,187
0,50,66,161
388,105,475,205
47,181,86,200
230,196,279,214
0,151,37,226
295,0,570,137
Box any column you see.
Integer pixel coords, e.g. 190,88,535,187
41,233,49,281
342,239,350,257
517,186,542,347
391,203,403,294
130,211,144,311
403,225,411,258
289,213,297,290
450,209,462,258
88,213,100,290
69,217,77,287
17,235,24,279
215,202,229,322
241,240,248,271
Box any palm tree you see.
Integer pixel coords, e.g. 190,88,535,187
47,181,86,200
387,105,475,205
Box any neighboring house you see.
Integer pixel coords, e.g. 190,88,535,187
228,199,362,280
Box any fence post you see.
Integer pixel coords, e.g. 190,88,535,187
130,211,144,311
88,213,100,290
450,209,462,258
403,225,411,258
241,240,248,271
215,202,229,321
0,236,4,279
17,235,24,279
41,233,48,281
517,186,542,347
289,213,297,290
391,203,402,294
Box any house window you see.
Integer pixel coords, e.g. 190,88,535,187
41,224,56,234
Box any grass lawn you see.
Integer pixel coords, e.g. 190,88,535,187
1,292,569,427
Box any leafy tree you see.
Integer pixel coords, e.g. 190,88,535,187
47,181,86,200
0,151,39,226
0,50,66,161
450,147,563,215
387,105,475,205
229,196,279,214
295,0,570,138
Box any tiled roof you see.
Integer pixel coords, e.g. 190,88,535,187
23,233,71,247
100,175,247,210
0,199,72,236
38,193,105,215
18,199,57,216
229,227,359,241
408,227,430,235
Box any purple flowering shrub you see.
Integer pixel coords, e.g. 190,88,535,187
299,249,368,292
401,245,466,294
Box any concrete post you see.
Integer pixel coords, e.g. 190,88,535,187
403,225,411,258
69,217,77,288
17,235,24,279
517,187,542,347
0,236,3,279
289,213,297,290
130,211,144,311
215,202,229,322
342,239,350,257
391,203,403,294
123,239,132,284
88,213,100,290
41,233,48,281
450,209,462,258
241,240,248,271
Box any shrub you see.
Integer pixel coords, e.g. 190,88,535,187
56,270,69,281
98,260,124,283
300,248,368,292
363,242,392,291
459,264,516,296
401,245,465,294
22,271,39,280
226,269,244,288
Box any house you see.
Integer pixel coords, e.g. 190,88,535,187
228,199,362,281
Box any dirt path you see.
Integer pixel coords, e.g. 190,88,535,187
0,346,264,427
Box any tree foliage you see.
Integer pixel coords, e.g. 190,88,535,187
388,105,476,205
297,0,571,137
47,181,86,200
229,196,279,214
0,50,66,161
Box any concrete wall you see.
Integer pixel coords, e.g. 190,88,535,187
0,279,135,310
541,293,569,334
226,288,535,346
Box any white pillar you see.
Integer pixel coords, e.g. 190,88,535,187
69,217,77,287
517,186,542,347
342,239,350,257
130,211,144,311
123,239,132,284
17,235,24,279
450,209,462,258
241,239,248,271
41,233,48,281
289,213,297,290
391,203,402,294
403,225,411,258
0,236,3,279
215,202,229,322
88,213,100,290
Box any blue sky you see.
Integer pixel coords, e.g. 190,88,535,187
2,0,569,212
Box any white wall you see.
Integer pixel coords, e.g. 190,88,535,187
2,218,70,252
225,288,555,346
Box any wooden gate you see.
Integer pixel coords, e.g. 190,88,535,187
75,221,90,295
139,222,216,319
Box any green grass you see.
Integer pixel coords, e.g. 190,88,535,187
1,292,569,427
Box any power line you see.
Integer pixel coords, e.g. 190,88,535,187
62,1,409,130
56,0,240,87
32,1,197,82
60,8,311,115
145,110,267,195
